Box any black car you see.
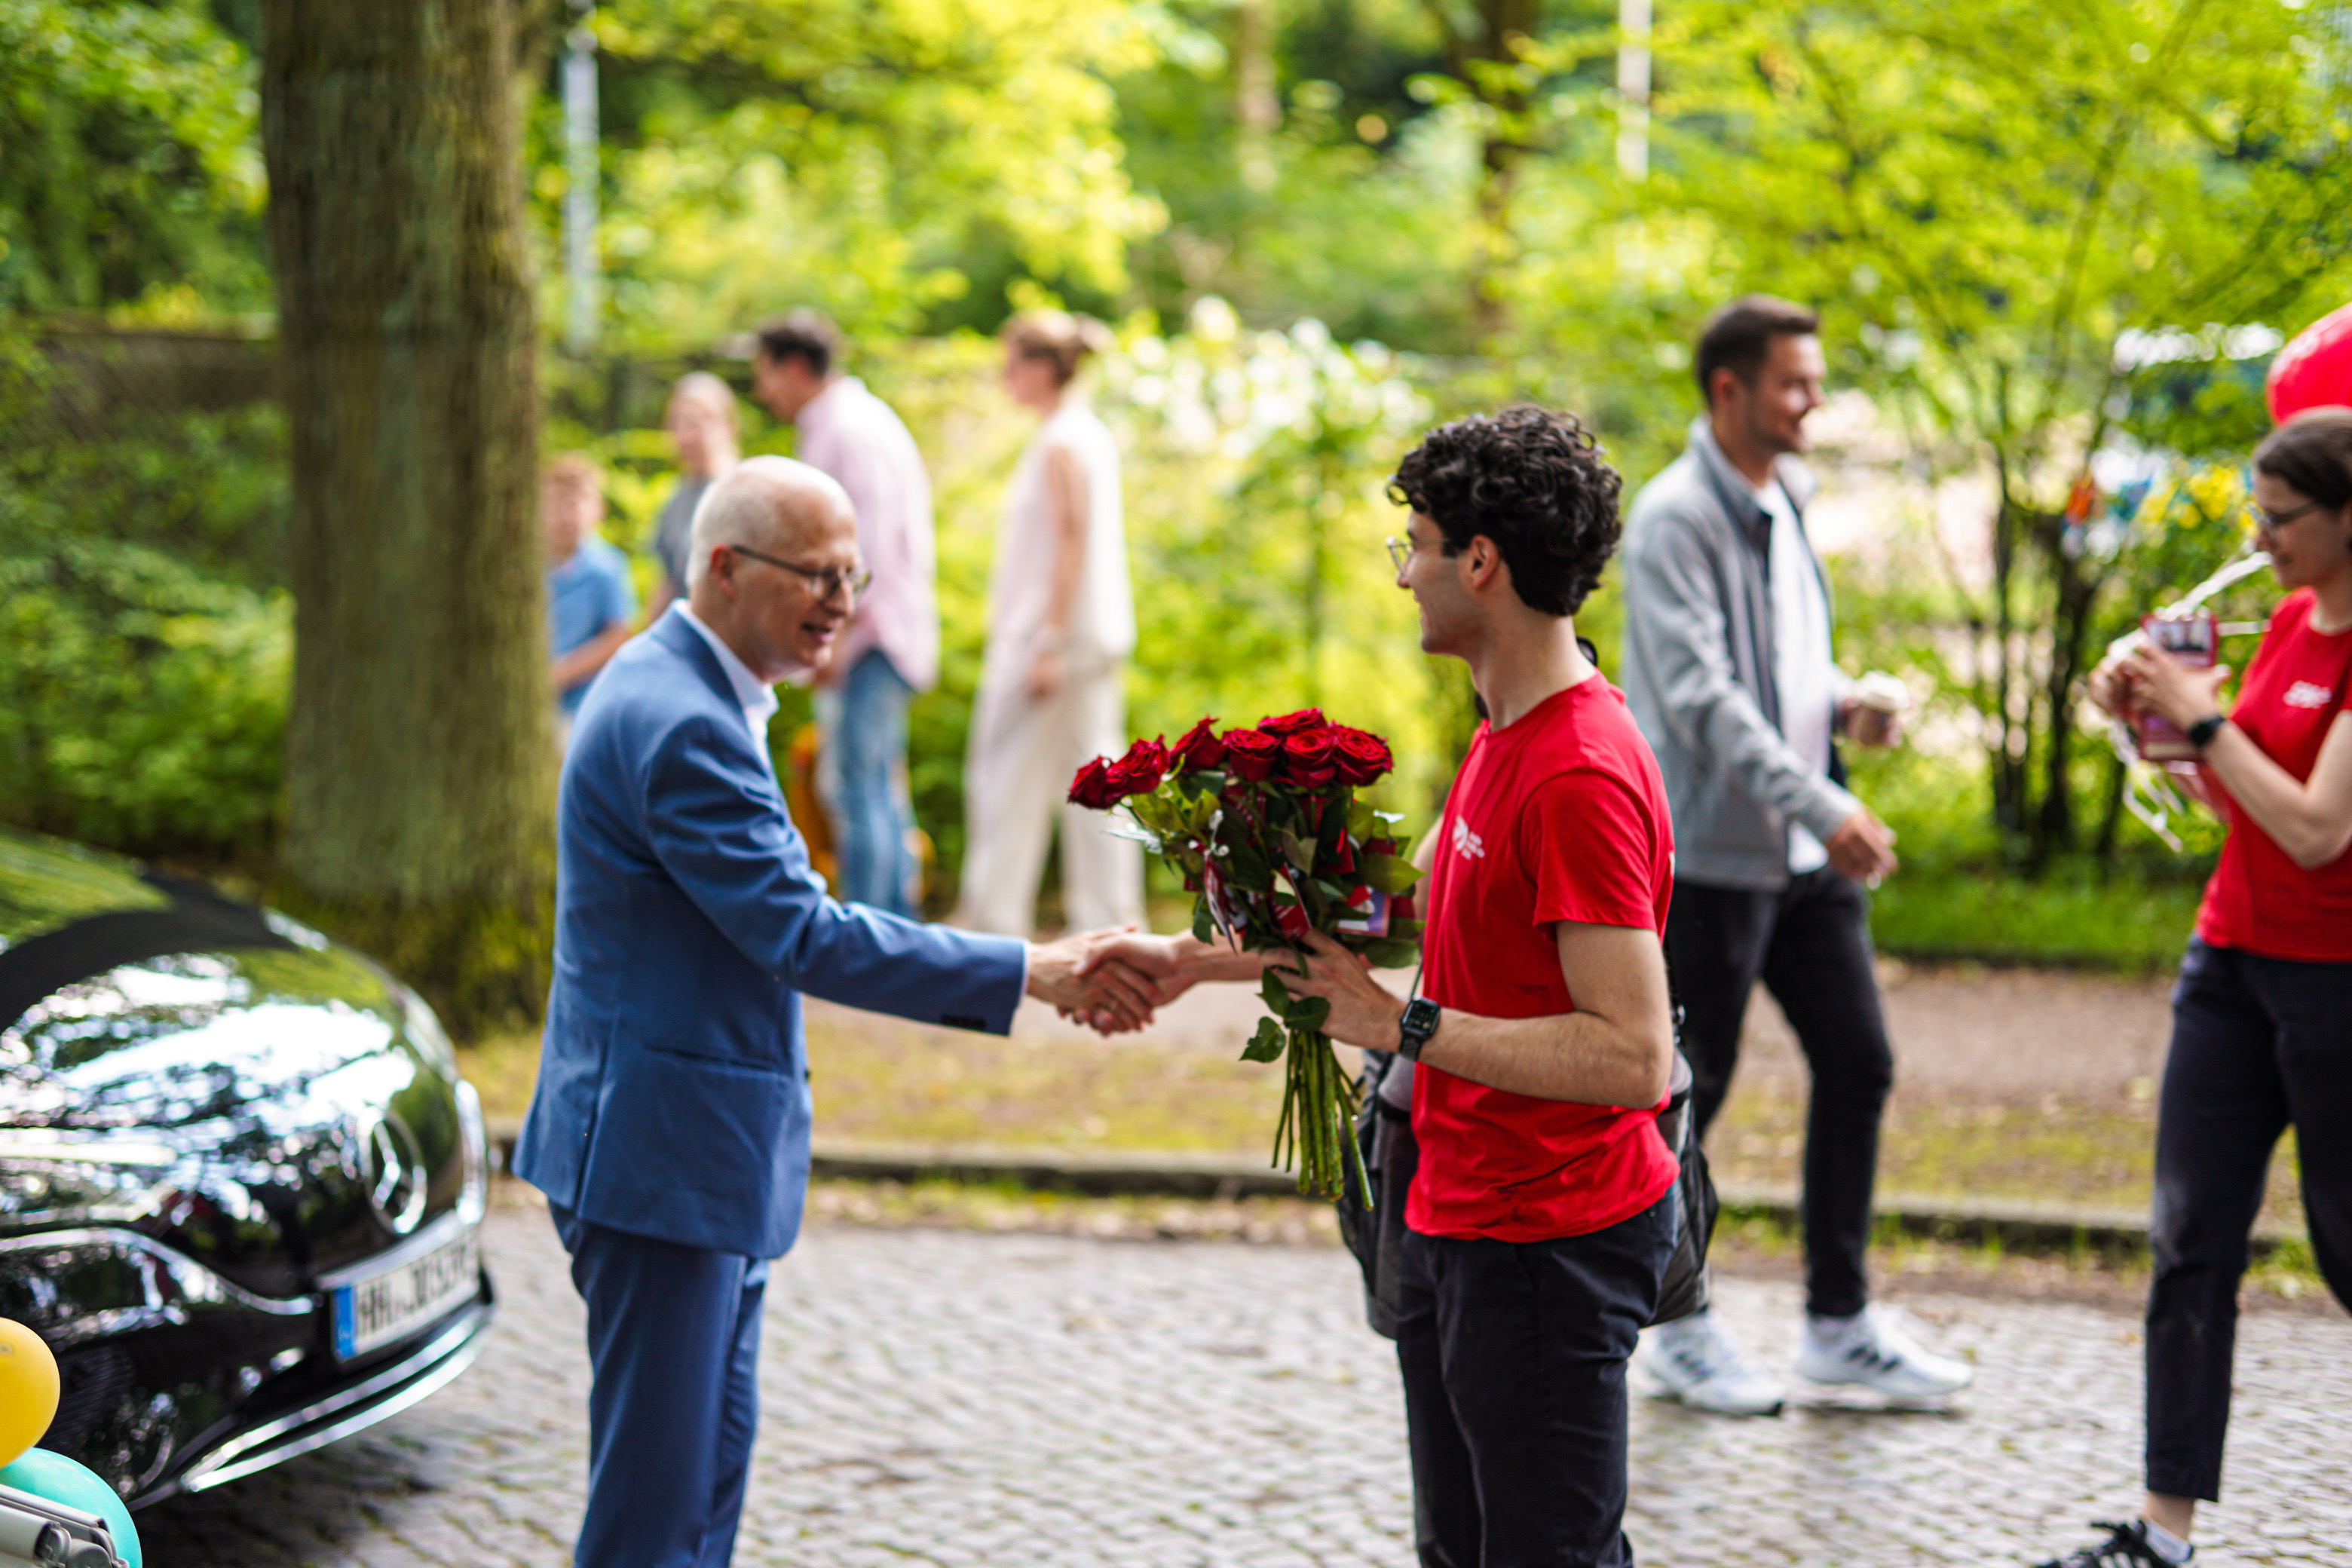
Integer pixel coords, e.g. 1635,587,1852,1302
0,827,495,1507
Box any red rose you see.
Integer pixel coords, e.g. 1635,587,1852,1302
1330,727,1395,786
1257,707,1327,737
1220,728,1281,781
1279,727,1340,788
1067,757,1121,809
1172,716,1225,770
1103,736,1170,799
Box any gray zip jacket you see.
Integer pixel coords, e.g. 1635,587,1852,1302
1619,418,1859,891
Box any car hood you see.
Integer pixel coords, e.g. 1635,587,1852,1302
0,831,482,1299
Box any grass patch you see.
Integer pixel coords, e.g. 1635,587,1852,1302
461,1012,1295,1161
458,1031,544,1125
803,1015,1290,1155
1707,1086,2305,1235
1870,863,2203,972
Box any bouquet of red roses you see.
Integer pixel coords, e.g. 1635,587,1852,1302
1068,708,1424,1202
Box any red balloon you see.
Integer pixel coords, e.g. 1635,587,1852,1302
2268,300,2352,424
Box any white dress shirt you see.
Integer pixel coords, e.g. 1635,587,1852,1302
675,602,779,762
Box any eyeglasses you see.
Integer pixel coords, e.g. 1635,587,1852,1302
729,544,871,602
1386,534,1456,574
2253,501,2324,534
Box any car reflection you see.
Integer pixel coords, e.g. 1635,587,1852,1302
0,828,493,1505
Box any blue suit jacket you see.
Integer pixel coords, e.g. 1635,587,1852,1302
513,611,1027,1258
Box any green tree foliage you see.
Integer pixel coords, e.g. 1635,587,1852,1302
1113,0,1484,346
0,334,289,863
1640,0,2352,862
0,0,267,315
574,0,1165,342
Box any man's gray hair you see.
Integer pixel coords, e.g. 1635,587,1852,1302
685,455,850,589
669,370,739,428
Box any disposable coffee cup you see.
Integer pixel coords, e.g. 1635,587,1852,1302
1848,672,1908,746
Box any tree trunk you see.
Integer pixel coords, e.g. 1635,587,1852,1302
260,0,552,1038
1427,0,1543,341
1988,485,2027,840
1233,0,1280,192
2031,519,2102,864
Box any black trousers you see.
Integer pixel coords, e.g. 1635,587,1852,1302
1664,868,1892,1318
1394,1191,1679,1568
2145,939,2352,1502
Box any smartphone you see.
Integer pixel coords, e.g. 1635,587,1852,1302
2136,611,2218,761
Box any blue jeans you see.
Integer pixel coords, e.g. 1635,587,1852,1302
828,648,917,917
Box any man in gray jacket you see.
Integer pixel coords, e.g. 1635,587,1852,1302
1619,296,1972,1413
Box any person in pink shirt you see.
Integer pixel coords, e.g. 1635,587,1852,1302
751,311,940,916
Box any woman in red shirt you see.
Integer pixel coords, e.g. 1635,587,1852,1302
2043,407,2352,1568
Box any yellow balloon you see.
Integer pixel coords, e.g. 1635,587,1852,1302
0,1319,59,1468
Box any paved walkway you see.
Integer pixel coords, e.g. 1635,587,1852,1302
142,1195,2350,1567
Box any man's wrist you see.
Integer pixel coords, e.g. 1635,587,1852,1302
2186,713,2228,751
1397,997,1441,1061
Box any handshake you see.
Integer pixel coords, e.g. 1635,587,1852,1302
1021,928,1195,1035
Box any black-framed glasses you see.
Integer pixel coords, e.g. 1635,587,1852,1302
730,544,871,602
2253,501,2323,533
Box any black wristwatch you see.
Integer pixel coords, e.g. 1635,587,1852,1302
1397,997,1441,1061
2187,713,2228,751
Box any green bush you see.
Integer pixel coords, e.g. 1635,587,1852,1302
0,340,290,870
0,542,289,863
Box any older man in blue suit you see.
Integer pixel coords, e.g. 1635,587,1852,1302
513,456,1153,1568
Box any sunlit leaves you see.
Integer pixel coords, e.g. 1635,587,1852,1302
0,0,265,314
576,0,1166,342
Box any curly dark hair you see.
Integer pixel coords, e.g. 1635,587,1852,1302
1386,406,1624,616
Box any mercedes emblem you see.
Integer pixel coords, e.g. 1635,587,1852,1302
351,1111,428,1236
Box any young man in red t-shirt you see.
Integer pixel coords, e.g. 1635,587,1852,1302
1100,408,1683,1566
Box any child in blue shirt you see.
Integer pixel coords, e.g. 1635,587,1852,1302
546,453,637,745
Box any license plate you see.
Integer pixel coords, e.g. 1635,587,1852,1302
332,1227,480,1361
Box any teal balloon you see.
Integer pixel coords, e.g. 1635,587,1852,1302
0,1448,140,1568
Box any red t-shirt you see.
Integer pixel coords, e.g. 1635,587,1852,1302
2196,588,2352,962
1407,675,1683,1243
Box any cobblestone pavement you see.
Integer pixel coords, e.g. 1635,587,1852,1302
142,1196,2351,1567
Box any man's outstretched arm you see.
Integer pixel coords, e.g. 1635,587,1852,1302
1277,922,1674,1109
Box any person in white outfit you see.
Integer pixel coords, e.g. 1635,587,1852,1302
954,311,1144,937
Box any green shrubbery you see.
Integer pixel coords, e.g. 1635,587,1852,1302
0,341,289,872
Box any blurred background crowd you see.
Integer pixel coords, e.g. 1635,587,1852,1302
5,0,2352,1003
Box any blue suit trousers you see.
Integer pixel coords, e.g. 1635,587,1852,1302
551,1204,769,1568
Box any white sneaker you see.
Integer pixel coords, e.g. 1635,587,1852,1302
1642,1311,1787,1416
1793,1304,1974,1398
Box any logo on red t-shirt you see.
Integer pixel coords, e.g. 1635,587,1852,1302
2285,680,2333,709
1450,818,1486,859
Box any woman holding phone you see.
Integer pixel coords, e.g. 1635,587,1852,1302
2041,406,2352,1568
